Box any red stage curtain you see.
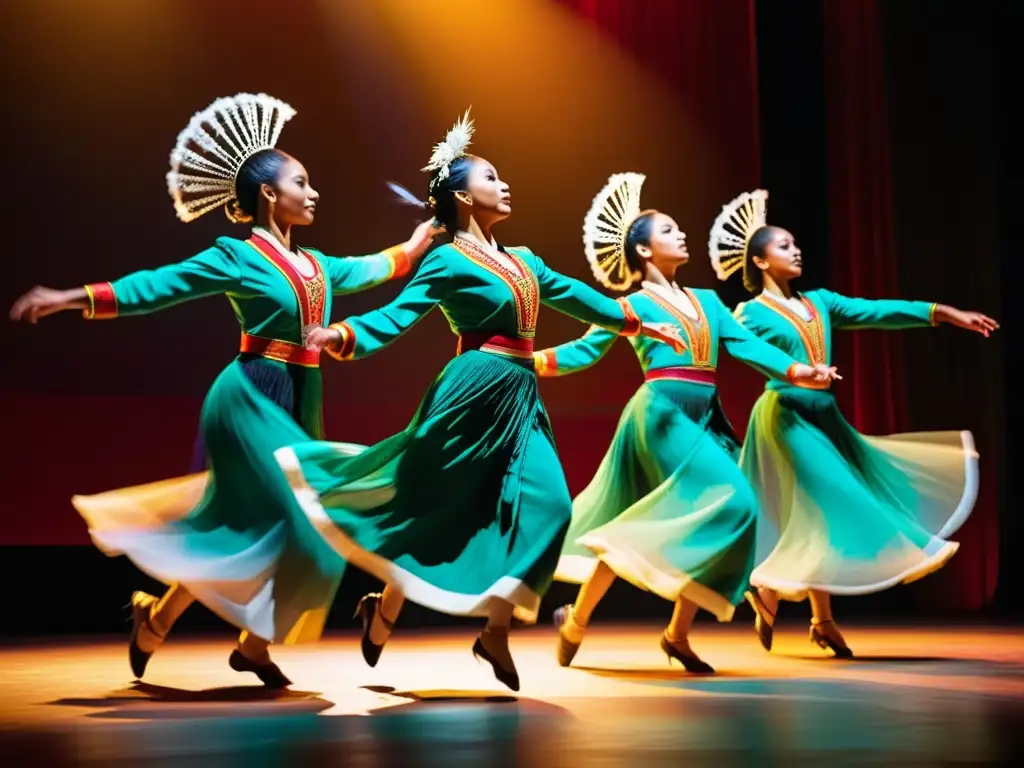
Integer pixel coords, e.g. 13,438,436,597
548,0,765,439
821,0,907,434
821,0,999,610
554,0,760,182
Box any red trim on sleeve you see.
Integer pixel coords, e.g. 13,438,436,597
83,282,117,319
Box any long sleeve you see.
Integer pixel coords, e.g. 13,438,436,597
326,250,449,361
84,239,242,319
514,248,641,335
717,297,799,381
819,289,936,330
732,300,768,336
534,325,618,377
313,244,412,296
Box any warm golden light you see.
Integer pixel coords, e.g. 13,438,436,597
314,0,730,261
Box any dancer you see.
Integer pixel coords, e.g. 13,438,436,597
710,189,997,657
532,174,837,672
283,111,686,691
9,93,441,686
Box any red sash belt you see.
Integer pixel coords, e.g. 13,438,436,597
645,367,717,386
240,332,320,368
456,333,535,359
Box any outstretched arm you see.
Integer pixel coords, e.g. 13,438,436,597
718,301,799,380
534,325,618,377
314,251,450,361
319,247,410,295
518,247,636,332
516,248,684,352
319,220,445,296
821,289,935,330
10,242,241,323
821,289,998,336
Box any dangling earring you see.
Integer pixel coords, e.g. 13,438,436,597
225,199,253,224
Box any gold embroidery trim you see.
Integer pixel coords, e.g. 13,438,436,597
758,294,827,365
452,239,539,338
643,288,712,366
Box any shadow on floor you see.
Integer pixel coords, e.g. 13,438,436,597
573,665,751,681
360,684,518,704
48,681,332,719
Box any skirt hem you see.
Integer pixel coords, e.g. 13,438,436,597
276,446,543,624
556,539,736,622
750,540,960,602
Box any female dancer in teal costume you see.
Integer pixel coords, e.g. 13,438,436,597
709,189,998,657
9,93,440,685
533,174,838,672
288,111,685,691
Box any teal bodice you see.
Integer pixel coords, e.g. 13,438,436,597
327,239,637,361
536,286,797,382
85,232,406,350
735,289,935,391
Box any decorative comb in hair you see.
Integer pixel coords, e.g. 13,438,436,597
583,172,647,291
707,189,769,281
166,93,295,223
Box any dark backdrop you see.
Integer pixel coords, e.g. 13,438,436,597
0,0,1013,635
747,0,1012,618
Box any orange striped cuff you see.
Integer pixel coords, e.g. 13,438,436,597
786,363,800,385
383,245,412,279
787,362,832,390
617,298,642,337
534,349,557,377
928,302,939,326
325,321,356,361
83,282,117,320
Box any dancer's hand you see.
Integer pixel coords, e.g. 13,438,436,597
789,363,841,387
9,286,88,324
404,219,446,262
641,322,686,354
934,306,999,337
304,325,343,353
811,363,842,382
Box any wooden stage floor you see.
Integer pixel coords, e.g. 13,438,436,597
2,623,1022,766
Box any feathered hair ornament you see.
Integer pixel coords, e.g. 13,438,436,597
386,181,430,209
166,93,295,223
583,172,648,291
423,108,474,190
708,189,769,282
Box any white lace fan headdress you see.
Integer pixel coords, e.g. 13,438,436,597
166,93,296,223
708,189,769,283
583,172,650,291
423,108,474,195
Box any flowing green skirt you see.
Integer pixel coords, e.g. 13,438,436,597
555,379,758,621
275,350,573,623
741,386,978,602
71,358,347,644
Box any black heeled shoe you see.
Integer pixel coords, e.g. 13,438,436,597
660,635,715,674
228,649,292,688
127,591,164,680
809,619,854,659
354,592,394,668
472,633,520,692
553,605,582,667
744,589,776,652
